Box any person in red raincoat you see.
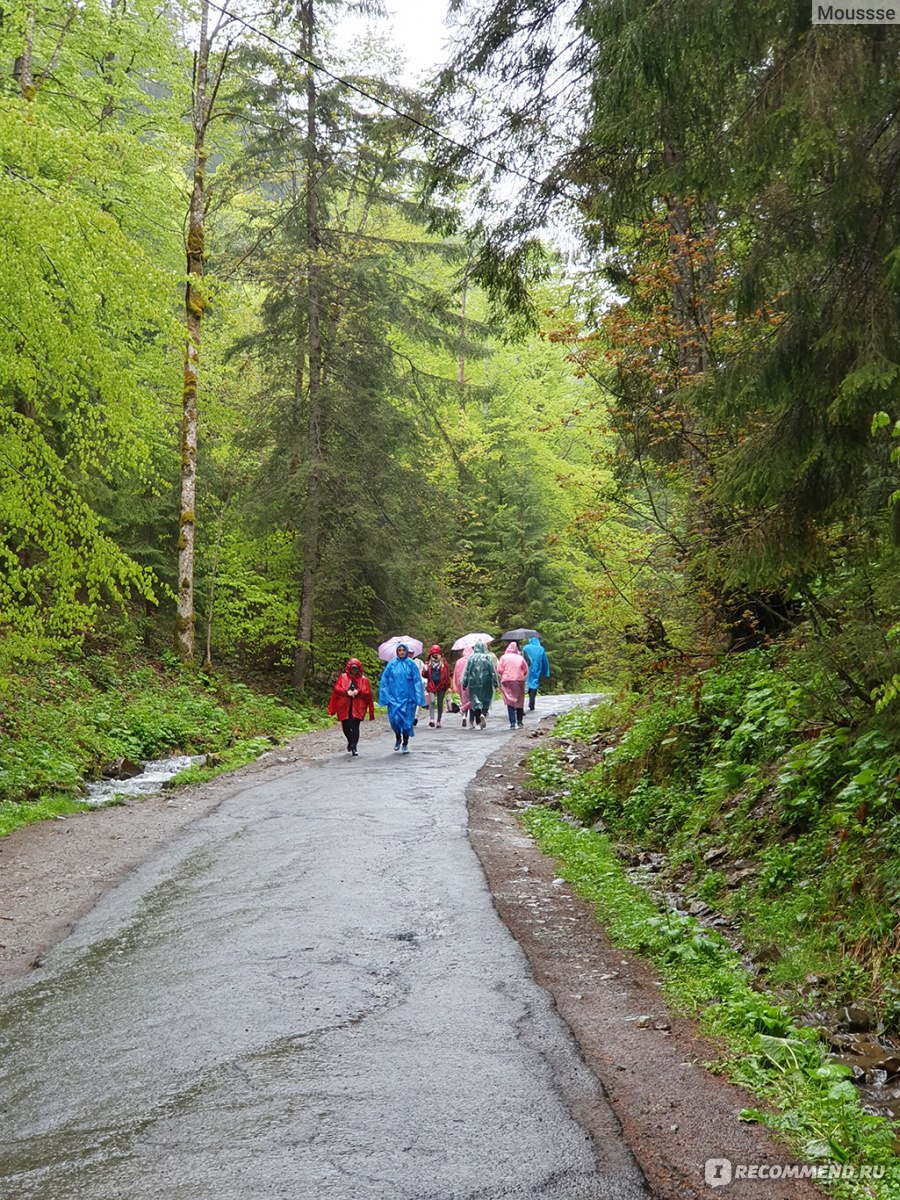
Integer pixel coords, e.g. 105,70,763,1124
422,643,452,728
328,658,375,756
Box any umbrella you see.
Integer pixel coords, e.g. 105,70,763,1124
377,635,424,662
500,628,541,642
450,632,494,651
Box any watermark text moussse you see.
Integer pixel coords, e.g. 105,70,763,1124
813,4,899,21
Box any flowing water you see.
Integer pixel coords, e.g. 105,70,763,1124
83,755,206,805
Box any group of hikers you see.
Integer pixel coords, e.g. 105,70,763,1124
327,637,551,756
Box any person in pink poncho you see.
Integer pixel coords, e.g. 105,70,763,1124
497,641,529,729
453,646,474,728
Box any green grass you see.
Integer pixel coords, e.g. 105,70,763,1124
0,794,93,838
165,736,282,787
521,806,899,1199
537,660,900,1019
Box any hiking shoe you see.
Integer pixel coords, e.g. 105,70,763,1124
394,740,402,751
428,720,435,727
479,715,486,729
461,717,467,728
517,722,524,728
436,721,441,728
401,745,410,754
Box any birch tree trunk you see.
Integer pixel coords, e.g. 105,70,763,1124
292,0,322,690
175,0,211,662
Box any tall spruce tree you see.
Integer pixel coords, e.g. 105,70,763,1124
219,8,473,685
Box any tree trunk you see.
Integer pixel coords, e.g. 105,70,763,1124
292,0,322,691
662,143,728,653
457,279,466,395
176,1,211,663
13,5,35,96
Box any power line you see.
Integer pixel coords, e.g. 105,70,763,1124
204,0,565,197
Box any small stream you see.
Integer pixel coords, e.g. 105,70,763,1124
83,755,207,806
825,1024,900,1126
625,857,900,1128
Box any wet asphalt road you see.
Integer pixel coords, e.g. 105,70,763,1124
0,697,650,1200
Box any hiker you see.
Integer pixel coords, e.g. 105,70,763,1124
453,647,474,728
497,641,529,728
422,644,452,728
523,635,551,710
378,642,426,754
410,651,425,727
461,640,499,730
328,658,375,757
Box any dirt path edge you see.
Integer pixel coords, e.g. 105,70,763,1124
0,722,354,986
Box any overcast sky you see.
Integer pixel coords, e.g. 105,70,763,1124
389,0,452,76
337,0,454,83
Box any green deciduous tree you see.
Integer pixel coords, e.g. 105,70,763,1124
0,0,188,663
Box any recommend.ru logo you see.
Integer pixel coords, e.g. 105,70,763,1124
704,1158,889,1187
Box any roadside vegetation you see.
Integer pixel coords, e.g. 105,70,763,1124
0,644,323,838
523,648,900,1198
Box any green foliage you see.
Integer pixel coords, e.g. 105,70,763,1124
521,807,899,1195
529,648,900,1019
525,745,570,793
199,528,299,669
0,649,324,825
0,0,189,656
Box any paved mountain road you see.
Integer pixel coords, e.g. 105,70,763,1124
0,697,651,1200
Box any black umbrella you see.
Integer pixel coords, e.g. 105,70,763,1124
500,628,541,641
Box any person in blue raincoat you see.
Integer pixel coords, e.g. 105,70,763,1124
522,636,550,710
378,643,426,754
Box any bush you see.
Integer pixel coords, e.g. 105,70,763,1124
0,650,324,812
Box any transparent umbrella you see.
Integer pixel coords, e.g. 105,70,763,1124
450,633,494,651
377,635,424,662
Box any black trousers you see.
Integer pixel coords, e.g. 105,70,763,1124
341,716,361,751
528,688,538,710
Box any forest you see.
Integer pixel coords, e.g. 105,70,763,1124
0,0,899,1166
1,0,896,698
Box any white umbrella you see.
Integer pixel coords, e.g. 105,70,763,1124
451,633,494,651
377,635,424,662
